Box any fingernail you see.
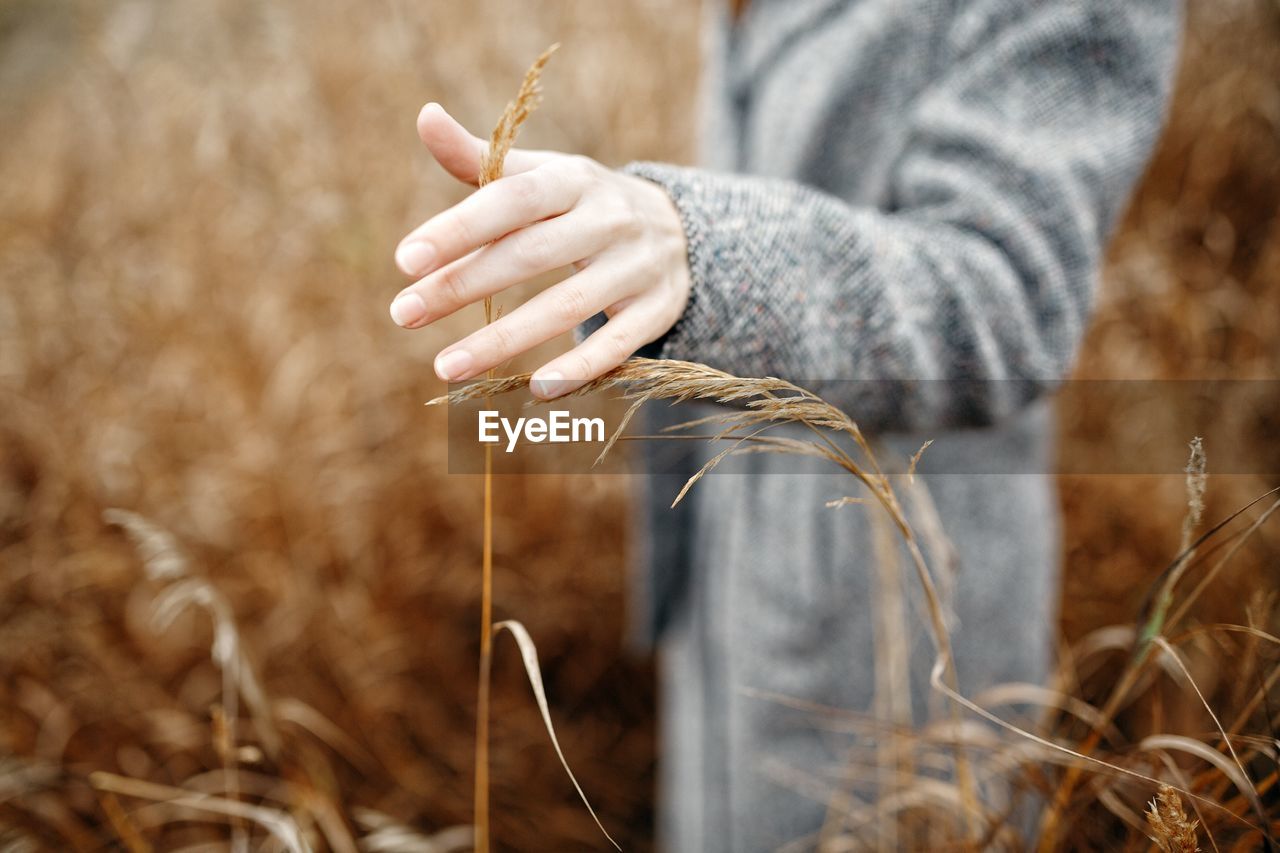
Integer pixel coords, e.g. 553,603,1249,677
395,240,435,276
531,370,569,399
435,349,475,382
389,292,427,327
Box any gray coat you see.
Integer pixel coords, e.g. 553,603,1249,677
608,0,1179,848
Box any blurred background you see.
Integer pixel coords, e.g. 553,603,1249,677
0,0,1277,850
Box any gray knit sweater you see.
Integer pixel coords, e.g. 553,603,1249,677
603,0,1179,849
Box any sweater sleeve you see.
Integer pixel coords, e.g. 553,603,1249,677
625,0,1181,433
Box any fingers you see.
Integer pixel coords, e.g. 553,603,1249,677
389,210,608,329
394,157,592,278
529,306,665,400
417,103,554,185
433,265,622,383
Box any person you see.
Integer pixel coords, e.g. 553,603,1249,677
389,0,1180,848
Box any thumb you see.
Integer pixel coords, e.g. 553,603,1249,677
416,102,552,185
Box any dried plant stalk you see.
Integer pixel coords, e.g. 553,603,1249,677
96,790,152,853
1041,443,1280,849
494,621,620,849
477,43,559,320
479,47,558,185
90,772,312,853
1179,437,1208,554
433,362,1280,845
1147,784,1201,853
472,44,557,853
430,357,986,839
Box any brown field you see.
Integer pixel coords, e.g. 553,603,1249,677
1,0,1278,850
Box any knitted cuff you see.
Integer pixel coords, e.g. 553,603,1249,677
620,161,721,361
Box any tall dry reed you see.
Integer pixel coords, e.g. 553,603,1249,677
470,44,558,853
435,360,1280,849
463,44,619,852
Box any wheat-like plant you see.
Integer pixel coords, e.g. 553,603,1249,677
431,356,989,840
1148,784,1202,852
434,361,1280,848
468,44,622,853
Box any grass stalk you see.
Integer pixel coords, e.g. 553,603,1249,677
431,361,1280,846
474,445,493,853
470,44,558,853
432,358,988,839
1039,484,1280,848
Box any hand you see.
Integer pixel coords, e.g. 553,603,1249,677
391,103,690,399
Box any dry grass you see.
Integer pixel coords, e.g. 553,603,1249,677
1,1,696,849
1147,785,1201,853
2,0,1279,850
466,43,622,853
470,45,558,853
437,355,1280,849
